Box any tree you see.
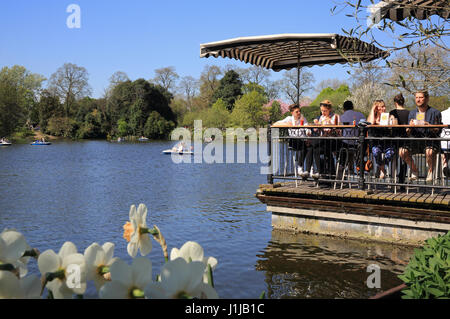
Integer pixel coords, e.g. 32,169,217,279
47,63,92,117
178,75,199,110
151,66,179,94
346,82,387,115
197,65,223,109
279,68,315,104
0,65,45,136
386,45,449,96
310,85,352,114
143,111,175,139
212,70,243,111
35,90,63,130
104,71,129,98
268,100,283,124
229,90,268,128
334,1,449,103
204,98,230,129
334,0,449,52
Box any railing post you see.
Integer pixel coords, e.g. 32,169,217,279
267,124,273,184
358,125,367,191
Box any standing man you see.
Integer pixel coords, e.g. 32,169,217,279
399,90,442,182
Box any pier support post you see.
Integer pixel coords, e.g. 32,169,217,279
267,124,273,184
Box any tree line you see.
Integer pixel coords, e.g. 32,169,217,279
0,44,448,140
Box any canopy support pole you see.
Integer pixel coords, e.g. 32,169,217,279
296,42,300,106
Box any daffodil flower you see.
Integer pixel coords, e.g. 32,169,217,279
84,242,118,292
37,241,86,299
123,204,153,258
0,271,41,299
99,257,152,299
170,241,218,284
0,229,28,275
144,258,219,299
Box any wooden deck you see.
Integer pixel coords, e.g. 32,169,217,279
256,181,450,227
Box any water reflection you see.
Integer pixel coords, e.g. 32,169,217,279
256,230,415,299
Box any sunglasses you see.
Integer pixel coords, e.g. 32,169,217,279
320,103,331,107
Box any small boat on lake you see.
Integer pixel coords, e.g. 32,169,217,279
138,136,149,142
31,140,51,145
1,138,12,146
162,142,194,155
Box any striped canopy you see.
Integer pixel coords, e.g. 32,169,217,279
370,0,449,23
199,33,388,72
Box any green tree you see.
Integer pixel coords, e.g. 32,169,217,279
310,85,352,113
0,65,45,136
143,111,175,139
212,70,243,111
47,63,92,118
35,90,64,131
204,98,230,129
229,91,268,128
268,100,283,123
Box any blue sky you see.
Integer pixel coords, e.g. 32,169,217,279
0,0,388,98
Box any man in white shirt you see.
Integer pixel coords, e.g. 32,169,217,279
273,104,309,175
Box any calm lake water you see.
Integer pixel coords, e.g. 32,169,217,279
0,140,414,298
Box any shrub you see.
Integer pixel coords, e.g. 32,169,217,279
398,231,450,299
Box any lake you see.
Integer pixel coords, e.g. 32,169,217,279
0,140,414,298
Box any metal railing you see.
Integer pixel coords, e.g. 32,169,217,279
267,124,450,194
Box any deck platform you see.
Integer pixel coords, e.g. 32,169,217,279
256,182,450,246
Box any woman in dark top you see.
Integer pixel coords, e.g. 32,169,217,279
389,93,409,186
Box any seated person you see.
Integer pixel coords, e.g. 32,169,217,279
441,106,450,177
338,100,366,175
303,100,340,179
273,103,309,175
389,93,410,185
399,90,442,182
367,99,394,179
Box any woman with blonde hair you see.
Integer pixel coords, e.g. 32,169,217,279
368,99,394,179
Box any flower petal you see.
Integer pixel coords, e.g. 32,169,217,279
109,259,133,287
58,242,78,259
38,249,61,275
139,234,152,256
0,271,22,299
100,281,130,299
169,247,180,261
102,242,115,263
0,230,27,263
47,279,74,299
84,243,105,268
204,256,218,270
127,241,138,258
136,204,148,226
20,274,41,299
129,204,137,221
144,282,167,299
180,241,204,262
131,257,152,288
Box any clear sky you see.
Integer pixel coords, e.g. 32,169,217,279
0,0,389,98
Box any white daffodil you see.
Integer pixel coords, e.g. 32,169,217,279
37,241,86,299
170,241,218,283
99,257,152,299
144,258,219,299
84,242,118,292
0,229,28,273
0,271,41,299
123,204,152,258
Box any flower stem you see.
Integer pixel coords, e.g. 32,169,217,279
207,264,214,288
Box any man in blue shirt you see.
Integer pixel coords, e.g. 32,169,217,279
399,90,442,182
